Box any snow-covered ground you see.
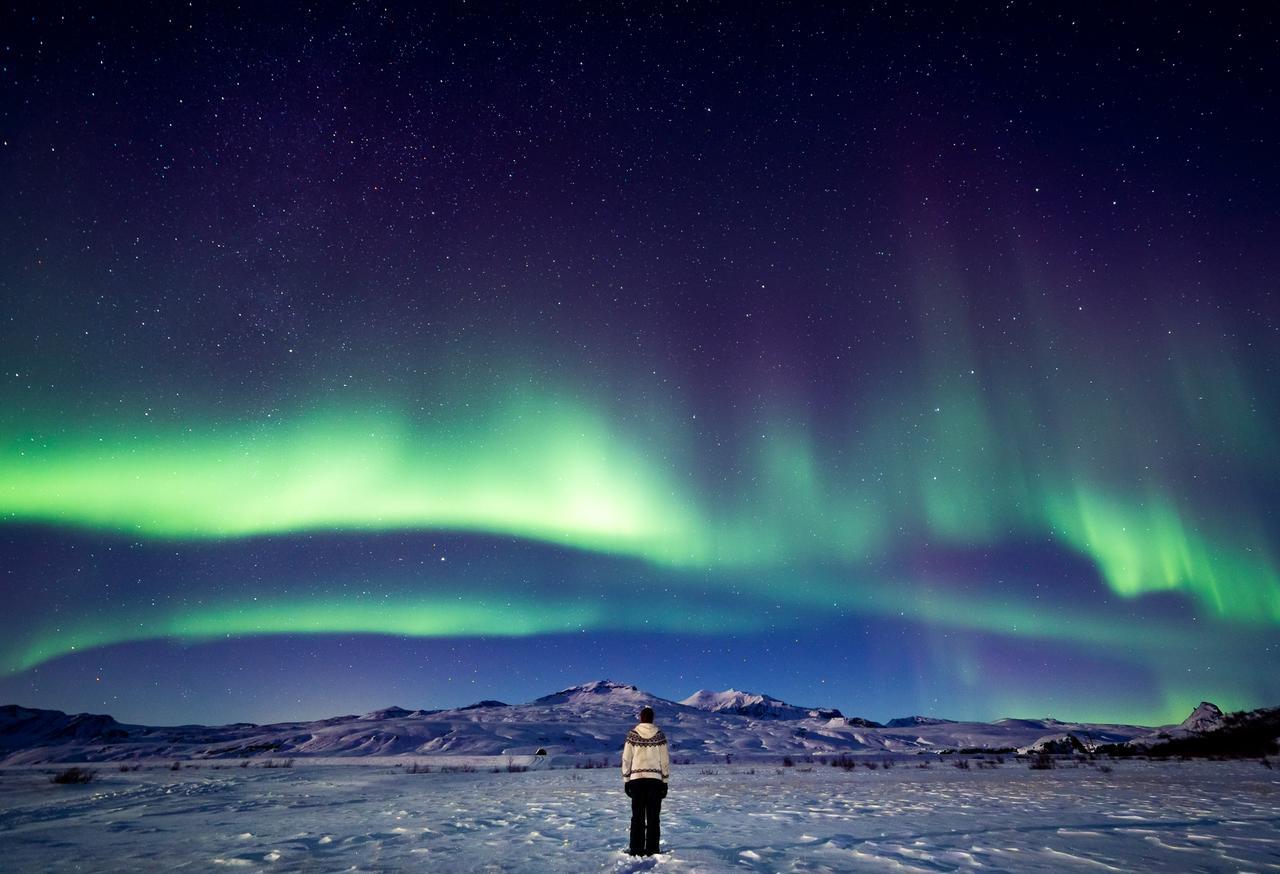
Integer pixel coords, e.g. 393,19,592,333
2,758,1276,872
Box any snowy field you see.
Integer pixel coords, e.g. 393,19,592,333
2,758,1277,872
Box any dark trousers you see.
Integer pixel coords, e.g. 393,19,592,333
627,778,664,854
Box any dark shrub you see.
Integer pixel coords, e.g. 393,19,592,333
52,766,95,784
1029,752,1055,770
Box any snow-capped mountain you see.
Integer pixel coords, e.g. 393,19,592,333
361,706,437,720
533,679,665,714
680,688,843,720
0,704,135,748
886,715,959,728
0,685,1223,765
842,717,885,728
1179,701,1225,733
1089,700,1232,751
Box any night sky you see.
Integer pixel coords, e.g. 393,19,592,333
2,2,1277,727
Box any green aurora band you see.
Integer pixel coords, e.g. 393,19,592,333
3,284,1278,677
9,563,1203,678
3,394,1277,656
12,592,776,676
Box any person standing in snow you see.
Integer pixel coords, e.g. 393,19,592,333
621,705,670,856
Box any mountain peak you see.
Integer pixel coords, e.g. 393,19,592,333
681,688,842,720
1179,701,1225,733
532,680,661,708
361,706,413,720
885,715,958,728
549,679,640,697
682,688,773,709
575,679,637,693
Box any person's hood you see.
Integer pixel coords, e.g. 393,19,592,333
632,722,661,737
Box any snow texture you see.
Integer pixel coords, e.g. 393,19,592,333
2,758,1277,872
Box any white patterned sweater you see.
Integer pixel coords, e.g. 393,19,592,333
621,721,670,783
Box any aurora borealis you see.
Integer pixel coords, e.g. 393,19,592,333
2,3,1277,726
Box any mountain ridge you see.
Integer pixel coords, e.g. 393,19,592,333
680,688,845,721
2,681,1243,766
